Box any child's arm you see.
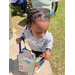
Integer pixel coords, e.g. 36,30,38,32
43,48,51,60
16,33,25,44
44,33,53,60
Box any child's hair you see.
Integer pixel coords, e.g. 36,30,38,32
27,8,50,25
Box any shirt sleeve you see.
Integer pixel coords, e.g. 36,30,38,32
20,25,27,40
20,33,25,41
46,33,53,50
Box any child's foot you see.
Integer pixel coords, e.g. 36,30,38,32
23,13,27,16
54,12,56,14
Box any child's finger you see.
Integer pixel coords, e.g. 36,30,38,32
43,53,47,60
43,53,45,57
43,53,49,60
16,38,19,44
17,41,19,44
16,38,18,41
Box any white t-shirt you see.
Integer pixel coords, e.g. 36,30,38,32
22,25,53,52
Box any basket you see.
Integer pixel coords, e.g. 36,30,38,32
17,43,45,75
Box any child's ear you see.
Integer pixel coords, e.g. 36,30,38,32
28,25,31,29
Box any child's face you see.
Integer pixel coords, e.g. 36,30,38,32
28,20,49,39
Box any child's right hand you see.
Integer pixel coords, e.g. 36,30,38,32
16,38,22,44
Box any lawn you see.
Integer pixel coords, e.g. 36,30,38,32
11,0,65,75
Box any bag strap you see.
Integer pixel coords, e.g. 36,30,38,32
19,43,22,53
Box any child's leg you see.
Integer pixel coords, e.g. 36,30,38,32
12,0,27,12
21,5,24,10
32,50,43,57
54,2,58,13
12,0,27,16
52,2,54,9
12,0,24,6
23,0,27,13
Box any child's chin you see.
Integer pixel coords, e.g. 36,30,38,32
36,36,42,39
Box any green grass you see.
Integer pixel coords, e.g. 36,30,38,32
49,0,65,75
11,0,65,75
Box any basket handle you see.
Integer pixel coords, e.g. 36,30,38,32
19,43,21,53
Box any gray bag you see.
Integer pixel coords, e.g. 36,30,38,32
18,55,36,75
17,43,45,75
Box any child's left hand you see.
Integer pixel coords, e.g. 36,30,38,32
43,50,51,60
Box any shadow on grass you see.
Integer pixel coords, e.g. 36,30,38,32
18,18,27,27
11,7,32,27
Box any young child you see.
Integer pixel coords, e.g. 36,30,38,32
16,8,53,60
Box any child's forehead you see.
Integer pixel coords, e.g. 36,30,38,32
34,18,49,23
33,20,49,31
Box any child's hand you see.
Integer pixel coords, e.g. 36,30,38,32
16,38,22,44
43,50,51,60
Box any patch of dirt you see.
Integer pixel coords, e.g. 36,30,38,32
12,18,24,37
13,25,24,37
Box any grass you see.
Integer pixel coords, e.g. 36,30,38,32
11,0,65,75
49,0,65,75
